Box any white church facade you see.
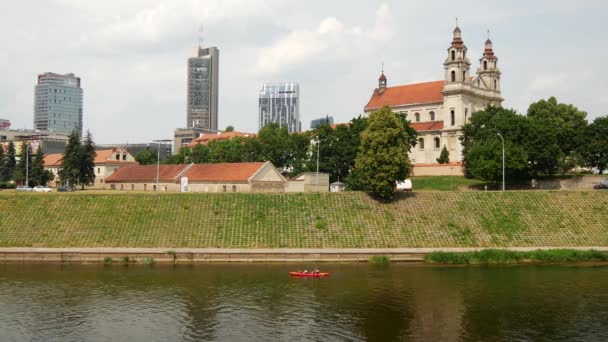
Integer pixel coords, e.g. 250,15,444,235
364,26,503,175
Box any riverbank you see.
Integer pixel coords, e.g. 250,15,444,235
2,247,608,264
1,191,607,248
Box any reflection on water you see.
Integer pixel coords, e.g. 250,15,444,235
1,264,607,341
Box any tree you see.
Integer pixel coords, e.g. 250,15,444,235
30,146,53,186
80,130,97,188
165,146,191,164
258,123,291,169
59,131,82,186
461,106,530,182
14,143,32,186
190,144,210,163
0,144,5,182
135,148,158,165
437,146,450,164
578,116,608,173
224,125,235,132
208,138,244,163
527,97,588,172
1,141,17,182
354,106,413,200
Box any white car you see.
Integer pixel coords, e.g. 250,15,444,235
396,179,413,192
33,185,52,192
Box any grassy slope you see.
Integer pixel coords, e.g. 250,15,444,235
0,191,606,248
411,176,485,191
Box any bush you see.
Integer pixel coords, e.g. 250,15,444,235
370,255,390,264
424,249,608,265
0,182,16,189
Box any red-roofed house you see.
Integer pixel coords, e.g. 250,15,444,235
364,26,503,175
104,161,288,192
43,147,138,187
187,131,256,147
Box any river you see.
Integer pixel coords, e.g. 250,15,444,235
1,263,607,341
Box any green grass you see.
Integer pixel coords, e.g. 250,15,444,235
424,249,608,265
0,191,607,248
370,255,390,264
411,176,485,191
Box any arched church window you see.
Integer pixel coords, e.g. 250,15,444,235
451,71,456,83
451,50,455,61
450,110,455,126
484,60,488,70
434,137,440,149
463,71,466,82
418,138,425,150
494,79,497,89
463,50,466,58
429,111,435,121
415,113,420,122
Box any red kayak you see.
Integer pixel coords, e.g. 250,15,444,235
289,272,330,277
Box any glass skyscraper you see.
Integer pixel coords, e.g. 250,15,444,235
258,82,301,133
310,116,334,129
34,73,83,135
187,46,219,131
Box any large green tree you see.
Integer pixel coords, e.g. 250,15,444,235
354,106,414,200
578,116,608,173
59,131,82,186
258,123,291,169
527,97,588,172
0,144,5,182
190,144,210,163
1,141,17,182
80,130,97,188
208,138,245,163
461,106,530,182
29,146,53,186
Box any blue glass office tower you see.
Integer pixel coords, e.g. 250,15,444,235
34,73,83,135
259,82,301,133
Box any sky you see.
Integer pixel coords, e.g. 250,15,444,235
0,0,606,144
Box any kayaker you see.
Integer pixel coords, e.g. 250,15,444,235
314,268,320,274
303,269,308,274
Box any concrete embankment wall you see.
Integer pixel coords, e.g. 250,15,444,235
2,247,608,264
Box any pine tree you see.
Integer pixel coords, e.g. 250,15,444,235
1,141,17,182
30,145,49,186
80,130,96,189
0,144,5,182
436,145,450,164
59,131,82,187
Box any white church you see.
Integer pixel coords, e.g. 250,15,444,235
364,25,503,175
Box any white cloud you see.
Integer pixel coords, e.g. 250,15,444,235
255,2,392,74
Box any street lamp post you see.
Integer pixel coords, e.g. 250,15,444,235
315,137,320,192
152,139,172,191
497,132,505,191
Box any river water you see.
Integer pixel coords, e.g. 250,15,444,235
1,263,607,341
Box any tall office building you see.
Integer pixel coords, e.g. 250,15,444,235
258,82,301,133
187,46,219,131
34,72,83,135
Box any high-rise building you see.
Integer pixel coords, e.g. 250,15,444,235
258,82,301,133
187,46,219,131
34,73,83,135
310,116,334,129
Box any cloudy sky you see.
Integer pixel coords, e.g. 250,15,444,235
1,0,606,143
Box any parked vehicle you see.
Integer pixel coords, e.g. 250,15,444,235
396,179,413,192
16,186,33,192
593,179,608,190
57,186,74,192
33,185,52,192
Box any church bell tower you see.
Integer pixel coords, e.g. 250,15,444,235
443,25,471,84
477,33,501,92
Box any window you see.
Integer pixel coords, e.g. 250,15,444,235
131,184,134,190
484,61,488,70
144,184,147,191
465,108,469,122
418,138,425,150
122,154,126,161
232,185,237,192
97,168,100,174
223,185,227,192
429,111,435,121
434,137,440,149
451,71,456,83
451,110,455,126
463,71,466,82
463,50,466,58
120,184,124,190
451,50,455,61
153,185,157,191
415,113,420,122
494,79,497,89
115,154,119,160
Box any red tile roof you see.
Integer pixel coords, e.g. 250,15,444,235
43,153,63,167
365,80,444,111
188,131,256,147
183,162,267,182
410,121,444,132
105,165,189,182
